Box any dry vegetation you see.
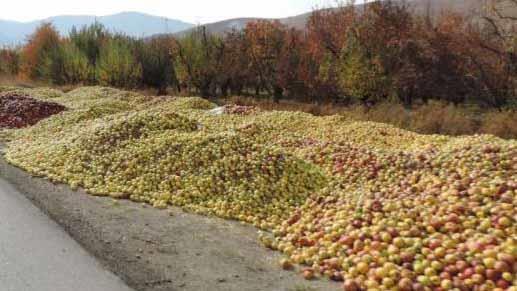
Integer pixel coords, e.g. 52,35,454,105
219,96,517,139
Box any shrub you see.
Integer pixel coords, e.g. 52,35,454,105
0,49,21,76
409,101,477,135
364,102,410,129
480,110,517,139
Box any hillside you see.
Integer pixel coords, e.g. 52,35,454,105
173,14,310,37
0,1,495,45
0,12,194,46
173,0,488,37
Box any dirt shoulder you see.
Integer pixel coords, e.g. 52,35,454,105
0,153,337,291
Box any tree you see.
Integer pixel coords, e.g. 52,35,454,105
69,22,109,83
304,2,358,102
244,20,288,102
96,37,142,88
339,41,389,104
174,27,224,98
59,42,91,84
334,1,414,104
0,48,20,76
20,23,61,80
70,22,108,66
219,29,249,96
277,28,306,100
478,0,517,105
37,41,90,85
137,37,178,95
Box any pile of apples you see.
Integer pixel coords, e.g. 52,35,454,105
5,89,327,229
3,86,515,290
0,92,66,128
224,104,259,115
270,138,516,290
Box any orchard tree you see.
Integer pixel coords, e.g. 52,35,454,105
276,28,306,100
479,0,517,105
304,3,358,102
174,27,224,98
0,49,20,76
96,37,142,88
39,41,90,85
70,22,108,66
21,23,61,80
335,1,415,104
70,22,109,82
219,29,249,96
244,20,287,102
137,36,178,95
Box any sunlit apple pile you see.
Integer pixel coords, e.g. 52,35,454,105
3,86,516,290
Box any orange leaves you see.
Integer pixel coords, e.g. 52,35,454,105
20,23,61,80
243,21,290,98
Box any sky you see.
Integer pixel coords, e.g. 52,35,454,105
0,0,338,24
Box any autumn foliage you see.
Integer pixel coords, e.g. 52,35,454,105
19,23,62,80
2,0,516,108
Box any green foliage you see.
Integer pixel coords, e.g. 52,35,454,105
96,38,142,88
39,42,90,85
70,22,108,67
59,42,91,84
69,23,108,83
175,27,224,97
136,37,177,94
338,44,389,104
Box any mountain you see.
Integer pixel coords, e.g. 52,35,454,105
410,0,484,17
173,0,487,37
0,12,194,46
174,14,310,37
0,1,501,46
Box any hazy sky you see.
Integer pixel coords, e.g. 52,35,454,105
0,0,337,24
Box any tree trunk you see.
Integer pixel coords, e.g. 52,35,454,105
157,86,167,96
221,81,230,97
273,86,283,103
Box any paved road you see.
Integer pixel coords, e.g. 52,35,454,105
0,177,133,291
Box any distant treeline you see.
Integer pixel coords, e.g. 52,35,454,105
1,0,516,108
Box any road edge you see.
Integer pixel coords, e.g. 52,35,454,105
0,155,154,290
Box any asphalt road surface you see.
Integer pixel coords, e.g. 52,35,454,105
0,177,133,291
